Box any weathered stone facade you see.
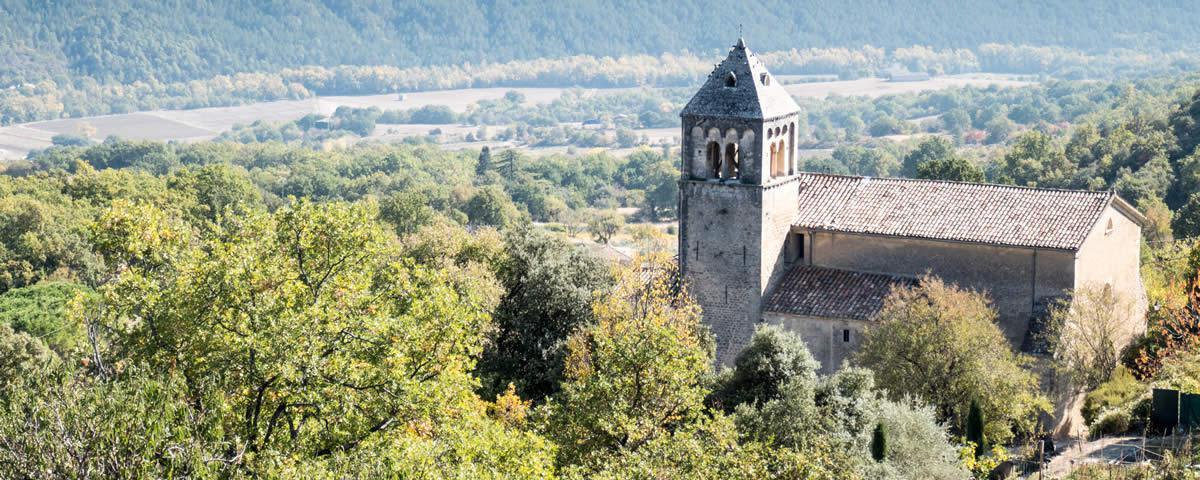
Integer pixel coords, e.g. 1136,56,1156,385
677,38,804,363
679,39,1147,368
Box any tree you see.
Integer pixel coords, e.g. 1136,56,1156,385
587,210,624,244
466,185,519,228
709,324,820,411
408,105,457,124
1173,192,1200,238
1042,285,1133,390
902,136,957,177
1170,89,1200,158
999,131,1075,188
734,367,878,454
93,200,496,462
0,322,57,391
478,227,613,401
867,398,968,480
1138,197,1174,244
167,163,262,224
0,368,223,478
504,90,526,104
495,149,522,177
855,276,1049,445
583,414,858,480
915,155,984,182
870,423,887,462
941,109,971,135
542,255,711,469
378,190,436,236
869,116,904,137
0,281,91,354
476,146,493,176
983,116,1015,144
966,400,985,456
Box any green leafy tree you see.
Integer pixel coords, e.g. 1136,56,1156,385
0,281,92,354
734,367,878,454
542,254,711,469
1173,192,1200,238
167,163,262,224
93,200,496,462
709,324,820,411
865,398,968,480
1170,89,1200,158
0,369,224,478
478,226,613,401
984,116,1015,144
582,414,860,480
916,155,984,182
869,116,905,137
587,210,624,244
902,137,957,177
0,322,58,391
466,185,520,228
855,276,1049,445
999,131,1075,187
379,190,436,236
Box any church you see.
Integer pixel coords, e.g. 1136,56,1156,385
677,38,1148,368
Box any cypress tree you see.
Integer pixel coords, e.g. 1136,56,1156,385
966,399,986,456
475,146,493,176
871,422,887,462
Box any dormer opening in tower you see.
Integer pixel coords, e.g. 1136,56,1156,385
725,71,736,87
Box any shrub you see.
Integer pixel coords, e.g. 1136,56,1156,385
1089,408,1132,436
1081,366,1146,425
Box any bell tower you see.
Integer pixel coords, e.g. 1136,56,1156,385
677,37,803,364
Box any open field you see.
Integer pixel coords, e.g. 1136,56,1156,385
783,73,1032,98
0,75,1032,159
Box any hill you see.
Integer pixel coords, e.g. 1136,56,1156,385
2,0,1199,87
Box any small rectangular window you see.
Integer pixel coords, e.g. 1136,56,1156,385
843,329,851,342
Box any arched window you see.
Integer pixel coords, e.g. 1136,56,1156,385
724,143,739,179
725,71,737,87
706,141,722,178
769,143,777,178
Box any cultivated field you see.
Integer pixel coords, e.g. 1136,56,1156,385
0,75,1032,159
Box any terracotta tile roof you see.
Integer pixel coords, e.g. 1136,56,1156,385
793,173,1120,250
764,265,916,320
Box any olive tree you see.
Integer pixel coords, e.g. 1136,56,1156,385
855,276,1050,445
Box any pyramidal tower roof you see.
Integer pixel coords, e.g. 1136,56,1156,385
681,37,800,120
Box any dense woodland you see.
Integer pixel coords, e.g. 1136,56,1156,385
4,0,1200,87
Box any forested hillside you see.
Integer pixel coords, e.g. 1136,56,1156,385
2,0,1199,87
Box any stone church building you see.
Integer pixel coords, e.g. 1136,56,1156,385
678,38,1147,368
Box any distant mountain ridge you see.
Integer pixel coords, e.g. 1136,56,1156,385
1,0,1198,87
